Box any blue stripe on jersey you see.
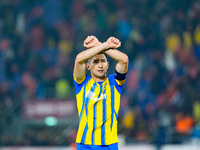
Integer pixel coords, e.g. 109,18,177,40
114,80,123,93
92,83,102,145
109,75,115,131
81,82,97,143
110,84,114,131
114,110,118,121
81,123,88,143
92,103,96,145
77,76,90,120
79,84,86,120
101,88,106,145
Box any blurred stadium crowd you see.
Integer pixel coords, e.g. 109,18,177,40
0,0,200,147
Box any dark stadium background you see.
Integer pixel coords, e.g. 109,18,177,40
0,0,200,149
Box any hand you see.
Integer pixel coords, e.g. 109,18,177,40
106,37,121,49
83,35,101,48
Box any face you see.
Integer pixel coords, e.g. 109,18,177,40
87,54,109,80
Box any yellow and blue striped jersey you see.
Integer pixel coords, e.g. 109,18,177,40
74,73,125,145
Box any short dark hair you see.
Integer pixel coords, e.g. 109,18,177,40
87,52,107,63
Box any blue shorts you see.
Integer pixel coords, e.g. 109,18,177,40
76,143,119,150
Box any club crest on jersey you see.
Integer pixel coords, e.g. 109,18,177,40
86,90,107,102
94,93,107,102
86,91,95,99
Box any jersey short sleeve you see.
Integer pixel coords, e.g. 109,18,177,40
109,73,126,94
74,75,87,94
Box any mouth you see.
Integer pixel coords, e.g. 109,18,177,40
98,70,104,73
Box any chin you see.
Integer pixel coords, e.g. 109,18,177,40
95,74,106,79
92,71,107,79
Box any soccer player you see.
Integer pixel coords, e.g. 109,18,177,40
73,36,128,150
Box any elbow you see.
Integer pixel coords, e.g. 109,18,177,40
122,54,129,65
75,54,84,63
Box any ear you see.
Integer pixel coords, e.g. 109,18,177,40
86,63,91,70
107,61,109,69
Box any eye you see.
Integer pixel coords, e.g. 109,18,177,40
93,60,99,64
101,59,106,63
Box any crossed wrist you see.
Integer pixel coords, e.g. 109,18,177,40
96,42,102,46
101,42,110,49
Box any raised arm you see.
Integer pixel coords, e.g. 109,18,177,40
104,37,129,74
73,36,121,83
83,36,128,74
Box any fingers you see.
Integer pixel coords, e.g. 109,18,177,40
107,37,121,47
84,36,94,45
111,37,120,44
83,35,100,48
83,35,121,48
108,37,120,43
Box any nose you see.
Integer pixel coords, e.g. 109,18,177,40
98,62,103,68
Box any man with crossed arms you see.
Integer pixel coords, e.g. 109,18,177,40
73,36,128,150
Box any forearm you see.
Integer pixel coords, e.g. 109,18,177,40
76,42,108,63
105,49,129,73
105,49,128,64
